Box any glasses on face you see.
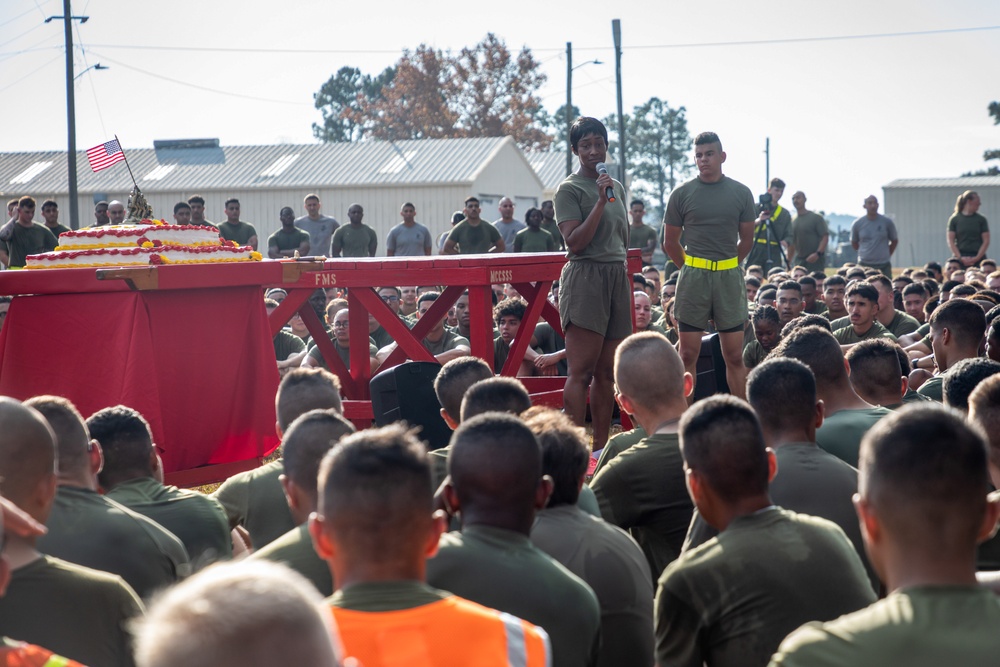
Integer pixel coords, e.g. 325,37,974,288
380,295,400,302
332,321,350,329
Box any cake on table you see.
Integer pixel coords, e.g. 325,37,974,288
24,186,261,269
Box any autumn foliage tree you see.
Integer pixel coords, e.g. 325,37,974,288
312,66,395,142
314,34,553,150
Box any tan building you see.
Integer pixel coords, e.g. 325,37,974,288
0,137,546,253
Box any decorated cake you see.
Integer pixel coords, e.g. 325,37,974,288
26,187,262,269
25,220,263,269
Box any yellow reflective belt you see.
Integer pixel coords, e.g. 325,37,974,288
43,657,71,667
685,255,739,271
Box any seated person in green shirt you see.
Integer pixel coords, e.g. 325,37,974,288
267,207,311,259
494,296,546,376
376,292,470,366
770,405,1000,667
942,357,1000,413
833,282,896,348
266,298,307,376
911,298,986,402
845,338,912,410
744,304,780,369
304,307,379,376
212,368,343,551
250,409,355,596
88,406,232,566
514,207,557,253
634,291,669,338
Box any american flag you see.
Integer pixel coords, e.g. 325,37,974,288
86,139,126,172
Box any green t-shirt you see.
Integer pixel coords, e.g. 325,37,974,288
664,175,756,262
212,459,294,549
217,220,257,246
815,407,891,467
422,329,469,356
947,212,989,257
743,339,771,368
107,477,232,565
308,338,377,370
629,223,659,252
833,321,897,345
514,226,557,252
770,586,1000,667
656,509,876,667
426,525,601,667
273,329,305,361
267,227,310,254
592,425,647,477
445,219,502,254
37,485,190,601
554,173,628,263
368,325,395,350
0,222,58,267
540,218,565,250
250,523,333,596
0,555,144,667
791,211,829,264
886,310,920,337
46,223,72,239
332,223,378,257
590,432,694,582
916,374,944,402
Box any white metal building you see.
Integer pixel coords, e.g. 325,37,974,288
883,176,1000,268
0,136,546,252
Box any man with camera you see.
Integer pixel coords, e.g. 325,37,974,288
744,178,792,271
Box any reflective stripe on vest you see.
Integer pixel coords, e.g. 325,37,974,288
43,657,72,667
500,612,527,667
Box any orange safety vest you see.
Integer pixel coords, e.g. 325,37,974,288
0,638,84,667
330,596,551,667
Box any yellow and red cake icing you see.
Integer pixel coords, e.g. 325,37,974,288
26,220,262,269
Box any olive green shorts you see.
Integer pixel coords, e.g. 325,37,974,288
674,264,748,331
559,260,633,340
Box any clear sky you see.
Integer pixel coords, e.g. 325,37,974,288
2,0,998,218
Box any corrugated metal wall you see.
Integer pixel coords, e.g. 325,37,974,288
883,185,1000,268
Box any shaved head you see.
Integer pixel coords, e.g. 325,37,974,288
434,357,492,423
448,413,541,521
0,397,57,507
459,377,531,422
276,368,343,431
282,409,355,499
25,395,90,476
614,332,686,410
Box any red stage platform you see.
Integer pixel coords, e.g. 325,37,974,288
0,251,640,485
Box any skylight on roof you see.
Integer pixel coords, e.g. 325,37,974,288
142,164,177,182
260,154,300,178
9,161,53,184
378,151,417,175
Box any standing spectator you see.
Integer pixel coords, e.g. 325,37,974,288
173,202,193,226
513,207,557,253
492,196,525,252
947,190,989,267
331,204,377,257
186,195,216,229
267,207,311,259
107,200,127,225
386,202,432,256
40,200,70,238
851,195,898,277
788,191,829,272
443,197,504,254
437,211,464,253
0,196,58,268
217,198,258,250
540,199,565,251
295,194,339,257
627,199,658,266
93,200,110,226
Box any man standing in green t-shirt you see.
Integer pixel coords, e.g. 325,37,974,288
513,207,557,253
442,197,504,254
217,198,258,250
0,196,58,268
663,132,756,399
267,207,311,259
787,191,829,272
628,199,658,265
330,204,378,258
770,405,1000,667
539,199,565,251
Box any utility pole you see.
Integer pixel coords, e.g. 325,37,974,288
765,137,770,189
612,20,626,187
566,42,572,177
46,1,88,230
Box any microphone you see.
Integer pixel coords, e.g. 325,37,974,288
596,163,616,202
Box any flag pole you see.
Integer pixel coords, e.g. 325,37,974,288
114,135,139,190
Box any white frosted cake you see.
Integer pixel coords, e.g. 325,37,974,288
25,219,262,269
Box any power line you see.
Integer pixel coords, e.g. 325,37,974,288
0,6,38,30
74,20,107,138
87,51,313,106
0,51,62,93
85,24,1000,56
